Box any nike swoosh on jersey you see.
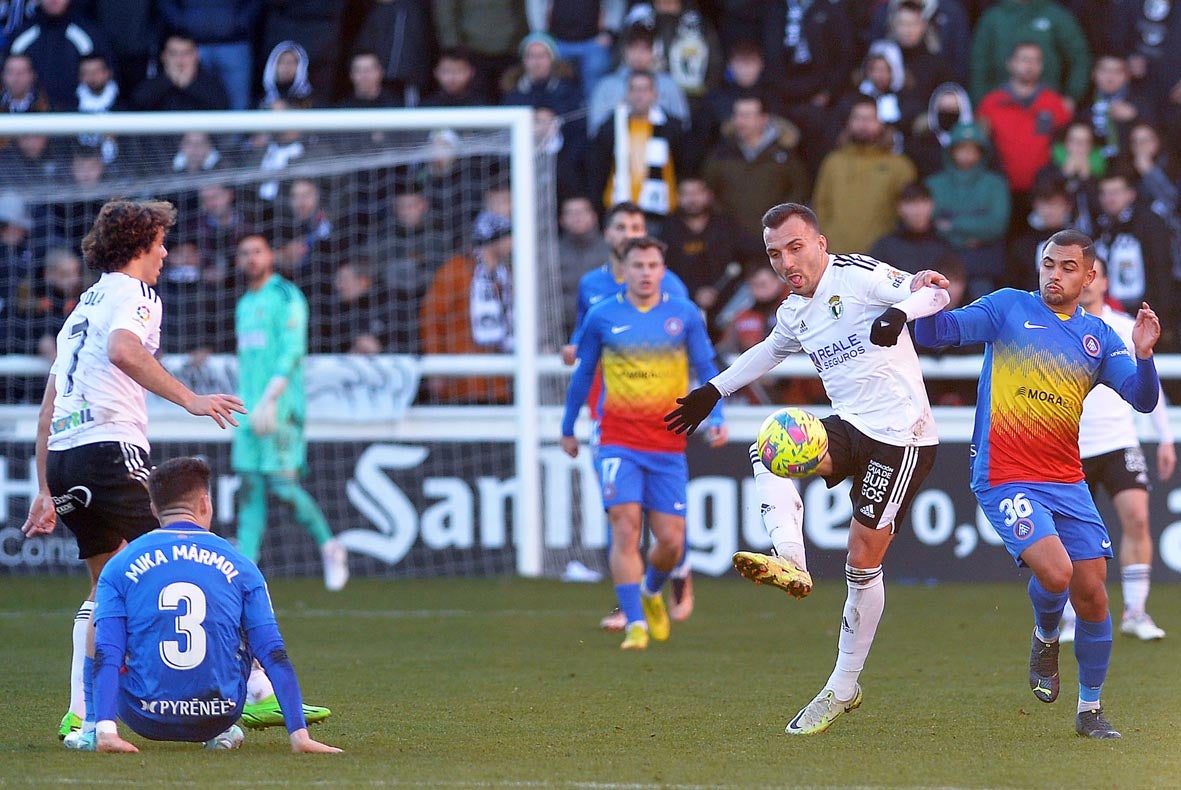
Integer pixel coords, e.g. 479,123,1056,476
589,294,607,304
610,325,631,334
1024,320,1048,329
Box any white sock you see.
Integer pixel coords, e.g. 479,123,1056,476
825,564,885,700
1061,599,1076,625
1078,698,1101,714
670,553,691,579
71,601,95,717
1121,564,1151,617
246,665,274,704
752,447,807,570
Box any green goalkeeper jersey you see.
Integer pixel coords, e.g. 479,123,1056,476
235,274,308,419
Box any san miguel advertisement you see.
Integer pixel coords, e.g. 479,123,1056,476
3,438,1180,582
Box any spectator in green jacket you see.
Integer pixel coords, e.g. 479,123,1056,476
969,0,1091,105
925,122,1011,298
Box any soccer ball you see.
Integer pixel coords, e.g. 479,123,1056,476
757,407,828,478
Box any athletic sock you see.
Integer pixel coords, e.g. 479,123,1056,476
270,476,334,546
70,601,94,718
825,564,884,700
615,583,645,626
1074,614,1112,706
642,566,670,597
670,550,691,579
1121,563,1151,617
1028,576,1068,642
81,656,95,735
246,664,274,705
752,446,807,570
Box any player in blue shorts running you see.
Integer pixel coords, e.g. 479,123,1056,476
561,236,726,649
915,229,1162,738
82,457,341,754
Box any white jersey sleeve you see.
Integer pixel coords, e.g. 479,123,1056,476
1079,306,1170,457
711,300,802,396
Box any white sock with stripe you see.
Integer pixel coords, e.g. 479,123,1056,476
825,564,884,700
70,600,95,717
751,443,807,570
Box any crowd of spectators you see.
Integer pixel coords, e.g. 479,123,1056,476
0,0,1179,408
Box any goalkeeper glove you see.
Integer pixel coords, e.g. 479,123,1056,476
870,307,908,347
663,383,722,435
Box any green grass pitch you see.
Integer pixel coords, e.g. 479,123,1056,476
3,575,1180,788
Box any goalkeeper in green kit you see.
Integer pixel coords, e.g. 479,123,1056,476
232,233,349,591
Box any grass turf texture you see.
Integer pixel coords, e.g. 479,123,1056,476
3,576,1180,789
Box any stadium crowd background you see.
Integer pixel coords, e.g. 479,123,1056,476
0,0,1179,409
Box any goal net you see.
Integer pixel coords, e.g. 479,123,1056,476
0,107,601,581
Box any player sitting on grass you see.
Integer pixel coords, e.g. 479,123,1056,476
72,456,341,754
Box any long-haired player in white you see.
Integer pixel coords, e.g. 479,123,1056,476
666,203,949,734
1059,257,1175,643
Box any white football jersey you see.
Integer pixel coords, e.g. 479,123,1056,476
713,254,937,446
47,272,162,451
1078,305,1171,458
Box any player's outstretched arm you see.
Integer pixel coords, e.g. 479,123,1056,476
290,728,343,754
108,330,246,427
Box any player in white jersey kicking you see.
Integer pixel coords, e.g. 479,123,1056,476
20,200,247,741
1058,257,1174,643
666,202,949,735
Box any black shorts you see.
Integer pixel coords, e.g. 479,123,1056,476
1082,446,1150,498
820,415,937,533
46,441,158,560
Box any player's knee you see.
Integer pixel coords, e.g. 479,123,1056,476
1072,586,1109,621
1039,566,1072,595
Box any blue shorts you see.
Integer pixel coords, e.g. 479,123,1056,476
974,481,1114,566
118,697,243,743
596,445,687,516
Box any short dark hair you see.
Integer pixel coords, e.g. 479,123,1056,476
81,200,176,273
729,39,762,60
606,201,645,223
237,230,272,248
898,182,932,202
1098,165,1137,189
438,47,474,66
148,457,212,513
1010,40,1043,59
732,90,767,113
762,202,819,232
622,235,667,257
1045,228,1096,266
351,49,383,66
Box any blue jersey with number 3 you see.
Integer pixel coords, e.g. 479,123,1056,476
94,525,275,724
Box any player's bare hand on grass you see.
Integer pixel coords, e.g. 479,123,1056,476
664,383,721,435
909,270,949,290
290,728,342,754
186,393,247,428
1132,302,1160,358
97,732,140,753
560,436,579,458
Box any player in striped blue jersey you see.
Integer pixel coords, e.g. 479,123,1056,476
83,457,341,754
561,236,727,649
559,202,694,629
916,229,1162,738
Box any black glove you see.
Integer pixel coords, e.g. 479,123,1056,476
663,383,722,435
870,307,908,347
